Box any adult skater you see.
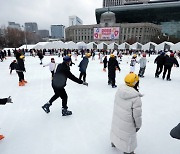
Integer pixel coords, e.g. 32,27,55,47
0,96,13,140
110,73,142,154
162,52,179,81
42,56,88,116
43,58,57,78
108,54,120,88
154,52,165,78
138,53,147,77
78,53,91,84
37,50,44,65
16,55,27,86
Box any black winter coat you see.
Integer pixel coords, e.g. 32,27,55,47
79,57,89,73
52,62,83,89
16,58,25,72
108,57,120,78
164,56,179,67
0,98,8,105
154,55,165,65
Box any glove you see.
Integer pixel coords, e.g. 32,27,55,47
7,96,13,103
136,128,140,132
83,82,88,86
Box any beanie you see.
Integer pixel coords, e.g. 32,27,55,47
124,73,139,87
63,56,71,62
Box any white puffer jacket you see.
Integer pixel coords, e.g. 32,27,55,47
110,84,142,153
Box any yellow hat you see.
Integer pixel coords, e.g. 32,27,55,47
133,54,137,58
68,54,71,57
20,55,25,59
110,54,115,58
124,73,139,87
85,53,91,57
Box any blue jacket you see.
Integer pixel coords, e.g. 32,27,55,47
78,57,89,73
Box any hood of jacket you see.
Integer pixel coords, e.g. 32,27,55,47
117,85,143,100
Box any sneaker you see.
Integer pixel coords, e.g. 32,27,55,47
112,85,117,88
62,109,72,116
42,103,51,113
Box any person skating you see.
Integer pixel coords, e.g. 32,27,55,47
138,53,147,77
42,56,88,116
130,54,137,73
0,96,13,140
154,52,165,78
108,54,120,88
16,55,27,86
103,55,108,72
37,50,44,65
162,52,179,81
110,73,142,154
43,58,57,78
9,60,17,74
78,53,91,84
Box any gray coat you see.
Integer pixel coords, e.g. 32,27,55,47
138,57,147,68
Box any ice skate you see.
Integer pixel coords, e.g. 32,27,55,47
112,85,117,88
19,81,25,86
0,135,5,140
42,103,51,113
62,109,72,116
22,80,28,84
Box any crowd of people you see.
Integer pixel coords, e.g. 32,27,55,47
0,47,180,154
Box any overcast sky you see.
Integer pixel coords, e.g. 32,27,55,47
0,0,102,31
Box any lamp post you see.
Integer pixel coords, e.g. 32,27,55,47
22,25,27,50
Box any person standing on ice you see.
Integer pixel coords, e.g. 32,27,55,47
137,53,147,77
103,55,108,72
78,53,91,84
110,73,142,154
154,51,165,78
108,54,120,88
43,58,57,78
42,56,88,116
162,52,179,81
0,96,13,140
129,54,137,73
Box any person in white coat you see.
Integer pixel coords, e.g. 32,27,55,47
43,58,57,78
110,73,142,154
130,54,137,73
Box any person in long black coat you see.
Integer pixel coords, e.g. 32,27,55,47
42,56,87,116
108,54,120,88
154,52,165,78
37,50,44,65
162,52,179,81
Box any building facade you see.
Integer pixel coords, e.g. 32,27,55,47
51,25,65,39
38,30,49,38
69,16,83,26
8,22,21,30
25,22,38,34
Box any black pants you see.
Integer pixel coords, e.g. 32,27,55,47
51,71,54,77
155,64,163,76
163,65,172,80
0,98,8,105
17,72,24,81
79,72,86,82
49,87,68,109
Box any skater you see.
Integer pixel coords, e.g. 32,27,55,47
138,53,147,77
130,54,137,73
16,55,27,86
68,54,75,66
43,58,57,78
162,52,179,81
0,96,13,140
9,60,17,74
110,73,142,154
37,50,44,65
78,53,91,83
42,56,88,116
154,52,165,78
103,55,108,72
170,123,180,140
108,54,120,88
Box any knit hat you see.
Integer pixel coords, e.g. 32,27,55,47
110,54,115,58
20,55,25,59
132,54,137,58
63,56,71,62
85,53,91,58
124,73,139,87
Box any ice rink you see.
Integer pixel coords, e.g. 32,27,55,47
0,54,180,154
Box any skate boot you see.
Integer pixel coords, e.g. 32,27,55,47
42,102,51,113
0,135,5,140
62,108,72,116
22,80,28,84
19,81,25,86
112,85,117,88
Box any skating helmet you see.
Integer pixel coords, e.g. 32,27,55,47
132,54,137,58
110,54,115,58
85,53,91,58
20,55,25,59
63,56,71,62
124,73,139,87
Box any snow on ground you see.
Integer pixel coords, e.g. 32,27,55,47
0,54,180,154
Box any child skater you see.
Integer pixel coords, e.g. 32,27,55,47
130,54,137,73
103,55,108,72
9,60,17,74
43,58,57,78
